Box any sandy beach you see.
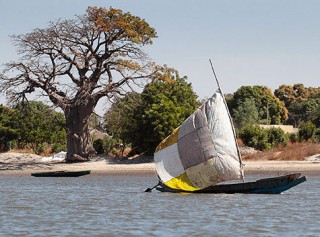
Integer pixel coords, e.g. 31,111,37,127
0,152,320,177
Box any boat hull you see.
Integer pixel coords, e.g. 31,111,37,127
155,173,306,194
31,170,91,177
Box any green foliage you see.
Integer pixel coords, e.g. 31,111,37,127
233,98,259,128
104,92,141,150
289,133,299,143
51,143,66,153
267,127,288,147
104,75,199,154
275,84,320,127
12,101,66,151
275,84,320,108
229,86,288,125
239,125,270,150
298,121,316,142
0,101,66,154
287,98,320,127
239,125,289,150
102,136,122,156
314,129,320,142
134,76,199,154
274,85,297,108
93,139,104,154
0,107,18,139
0,106,18,151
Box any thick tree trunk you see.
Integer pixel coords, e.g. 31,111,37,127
65,105,96,163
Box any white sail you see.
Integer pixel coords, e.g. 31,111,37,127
154,91,243,191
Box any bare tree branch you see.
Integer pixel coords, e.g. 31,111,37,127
0,6,170,162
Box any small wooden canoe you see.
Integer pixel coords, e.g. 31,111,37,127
155,173,306,194
31,170,91,177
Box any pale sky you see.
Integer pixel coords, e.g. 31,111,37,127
1,0,320,115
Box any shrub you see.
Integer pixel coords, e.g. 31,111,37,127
289,133,299,143
314,128,320,142
102,136,120,156
267,127,289,147
239,125,269,150
34,142,48,155
93,139,104,154
298,121,316,141
239,125,289,150
51,143,66,153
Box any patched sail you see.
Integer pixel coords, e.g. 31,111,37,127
154,91,244,191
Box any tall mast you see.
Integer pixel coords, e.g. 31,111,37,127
209,59,244,181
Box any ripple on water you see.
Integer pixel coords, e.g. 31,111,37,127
0,175,319,236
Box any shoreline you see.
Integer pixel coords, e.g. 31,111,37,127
1,159,319,177
242,160,320,176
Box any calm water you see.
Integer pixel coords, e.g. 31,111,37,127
0,173,319,237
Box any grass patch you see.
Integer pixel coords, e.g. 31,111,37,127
242,142,320,161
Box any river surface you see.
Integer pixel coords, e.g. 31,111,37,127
0,173,319,237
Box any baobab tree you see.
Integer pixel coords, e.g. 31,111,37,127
0,6,166,162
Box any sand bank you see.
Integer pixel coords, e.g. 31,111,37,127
243,160,320,176
0,152,319,176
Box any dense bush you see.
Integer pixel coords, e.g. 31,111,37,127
229,86,288,124
289,133,299,143
239,125,269,150
0,101,66,154
267,127,289,147
93,139,104,154
102,136,123,156
0,106,18,151
239,125,289,150
315,129,320,142
298,121,316,142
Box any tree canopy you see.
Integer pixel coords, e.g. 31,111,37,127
0,102,66,153
0,106,18,151
287,98,320,127
0,7,166,162
104,91,141,146
12,101,66,150
274,84,320,107
228,86,288,125
233,98,259,128
275,84,320,127
104,75,199,154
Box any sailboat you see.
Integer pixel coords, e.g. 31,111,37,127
146,60,306,194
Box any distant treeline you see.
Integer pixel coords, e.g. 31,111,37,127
1,82,319,154
226,83,320,128
102,81,320,154
226,84,320,150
